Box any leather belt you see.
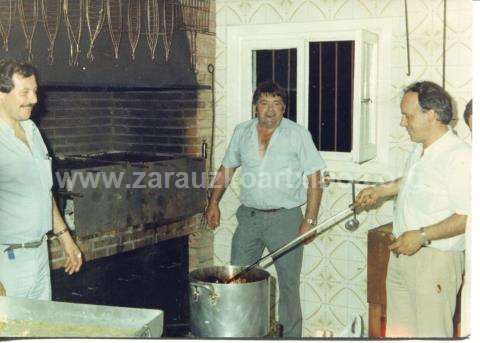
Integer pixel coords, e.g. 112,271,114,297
1,235,47,253
252,208,284,212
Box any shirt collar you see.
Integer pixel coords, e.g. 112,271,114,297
252,117,286,130
0,118,34,132
422,129,454,158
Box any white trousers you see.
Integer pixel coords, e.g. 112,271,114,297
386,247,464,338
0,240,51,300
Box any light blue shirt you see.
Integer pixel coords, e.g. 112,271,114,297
0,120,53,243
222,118,326,209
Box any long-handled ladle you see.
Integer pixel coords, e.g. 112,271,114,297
225,205,357,284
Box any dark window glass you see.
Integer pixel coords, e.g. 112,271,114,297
309,41,354,152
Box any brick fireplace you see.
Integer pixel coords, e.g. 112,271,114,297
37,87,215,272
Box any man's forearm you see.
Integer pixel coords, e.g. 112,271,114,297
378,178,402,198
52,198,68,234
304,171,323,221
424,213,467,241
209,165,236,204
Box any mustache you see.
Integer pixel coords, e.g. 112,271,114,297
20,104,35,108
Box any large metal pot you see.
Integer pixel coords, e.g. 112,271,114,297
189,265,270,338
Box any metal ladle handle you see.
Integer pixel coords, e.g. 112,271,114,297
226,206,354,283
351,182,358,222
345,182,360,231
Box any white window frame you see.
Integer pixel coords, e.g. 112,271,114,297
226,18,393,173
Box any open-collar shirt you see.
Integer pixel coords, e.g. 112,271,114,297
0,119,53,243
393,130,471,251
222,118,326,210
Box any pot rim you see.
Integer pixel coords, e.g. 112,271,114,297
188,264,270,285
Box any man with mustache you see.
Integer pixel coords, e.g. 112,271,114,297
0,59,82,299
355,81,471,337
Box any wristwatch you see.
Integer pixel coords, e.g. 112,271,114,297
419,227,431,246
305,218,317,226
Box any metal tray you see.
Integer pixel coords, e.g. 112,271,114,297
0,296,163,338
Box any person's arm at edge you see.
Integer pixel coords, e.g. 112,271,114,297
52,198,83,274
205,166,237,229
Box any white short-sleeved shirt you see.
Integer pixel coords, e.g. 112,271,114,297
222,118,326,210
393,130,471,251
0,120,53,243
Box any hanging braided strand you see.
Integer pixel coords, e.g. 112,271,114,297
63,0,84,66
40,0,62,64
0,0,14,51
162,0,175,62
145,0,160,60
85,0,106,62
106,0,122,60
127,0,141,60
18,0,39,62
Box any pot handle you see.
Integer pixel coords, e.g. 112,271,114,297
190,281,215,293
190,282,218,304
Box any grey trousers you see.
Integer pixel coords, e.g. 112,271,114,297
231,205,304,338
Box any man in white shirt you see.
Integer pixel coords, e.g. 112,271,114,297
355,81,471,337
0,59,82,300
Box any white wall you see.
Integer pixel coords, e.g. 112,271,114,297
213,0,472,337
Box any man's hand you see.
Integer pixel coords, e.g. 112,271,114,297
388,230,423,256
0,282,5,296
205,202,221,229
59,234,83,275
298,221,316,245
354,186,383,210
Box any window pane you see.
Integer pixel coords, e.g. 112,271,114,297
320,42,336,151
308,41,354,152
336,41,354,152
253,49,297,121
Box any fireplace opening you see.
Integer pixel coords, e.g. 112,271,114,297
51,235,190,337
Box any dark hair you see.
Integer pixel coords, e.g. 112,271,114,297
0,59,37,93
464,99,472,125
252,80,288,106
403,81,453,125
